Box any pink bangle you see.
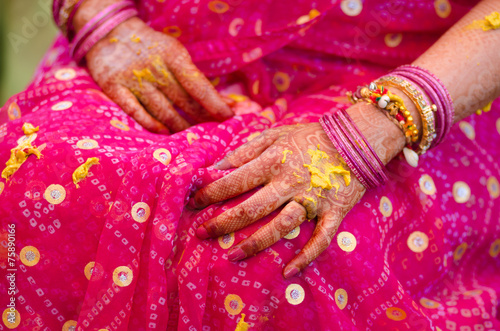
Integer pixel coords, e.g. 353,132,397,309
67,0,87,41
70,0,135,59
73,7,138,63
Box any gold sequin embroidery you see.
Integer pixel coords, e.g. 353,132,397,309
434,0,451,19
153,148,172,165
489,239,500,258
273,72,291,92
224,294,244,315
454,242,468,261
419,174,437,195
453,181,471,203
44,184,66,204
208,0,229,13
419,297,440,309
0,182,4,196
218,232,235,249
335,288,348,310
55,68,76,81
407,231,429,253
286,284,305,305
384,33,403,48
284,226,300,239
51,101,73,111
76,139,99,150
2,308,21,329
187,132,199,145
459,121,475,140
62,320,77,331
131,202,151,223
386,307,407,321
110,120,130,131
341,0,363,17
20,246,40,267
7,102,21,120
113,266,133,287
337,231,357,252
379,196,393,217
487,176,499,199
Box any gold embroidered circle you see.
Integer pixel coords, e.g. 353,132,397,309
51,101,73,111
131,202,151,223
419,297,440,309
218,232,235,249
17,133,37,145
487,176,499,199
273,72,290,92
284,226,300,239
463,289,482,297
163,25,182,38
379,196,393,217
386,307,407,321
113,266,133,287
153,148,172,165
44,184,66,204
84,261,96,280
2,308,21,329
384,33,403,48
7,102,21,120
335,288,348,310
77,139,99,150
337,231,357,252
224,294,244,315
55,68,76,81
260,109,276,124
434,0,451,18
407,231,429,253
454,242,468,261
20,246,40,267
0,182,4,197
341,0,363,16
286,284,305,305
453,181,471,204
459,121,475,140
419,174,437,195
497,118,500,135
110,120,130,131
187,132,199,145
62,320,77,331
208,0,229,13
489,239,500,258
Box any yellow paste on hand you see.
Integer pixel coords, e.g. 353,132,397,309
22,123,39,135
467,11,500,31
1,141,42,180
73,157,100,188
302,145,351,196
133,68,158,88
234,314,249,331
131,34,141,42
281,149,293,164
109,37,119,43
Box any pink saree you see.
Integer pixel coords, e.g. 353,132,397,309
1,0,500,330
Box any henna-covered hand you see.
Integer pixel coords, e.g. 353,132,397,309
193,123,366,278
84,17,233,133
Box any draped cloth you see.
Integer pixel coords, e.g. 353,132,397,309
1,0,500,330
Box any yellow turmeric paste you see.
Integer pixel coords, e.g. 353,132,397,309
132,68,158,88
234,314,249,331
467,11,500,31
302,145,350,196
281,149,293,164
22,122,39,135
72,157,100,188
1,141,42,180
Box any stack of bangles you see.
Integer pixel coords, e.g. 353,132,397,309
53,0,138,63
320,64,455,190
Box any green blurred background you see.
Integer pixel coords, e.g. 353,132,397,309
0,0,58,105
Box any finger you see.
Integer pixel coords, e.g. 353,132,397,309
214,127,289,170
150,59,214,122
165,45,233,121
283,211,342,279
136,82,190,132
105,84,169,133
196,182,292,239
193,156,271,209
293,194,318,220
227,201,307,261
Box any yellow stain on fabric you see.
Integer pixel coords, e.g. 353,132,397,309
467,12,500,31
2,139,42,180
234,314,249,331
73,157,100,188
22,123,39,135
281,149,293,164
133,68,158,88
302,145,350,196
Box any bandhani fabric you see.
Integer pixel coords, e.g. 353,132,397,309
1,0,500,330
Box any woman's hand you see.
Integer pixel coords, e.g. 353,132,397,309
84,17,233,133
193,123,366,278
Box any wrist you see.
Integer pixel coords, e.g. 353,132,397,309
73,0,123,32
345,102,406,165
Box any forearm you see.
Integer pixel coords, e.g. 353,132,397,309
349,0,500,165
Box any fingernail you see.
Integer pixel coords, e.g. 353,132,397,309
214,159,231,170
228,247,246,261
196,226,209,239
283,267,299,279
